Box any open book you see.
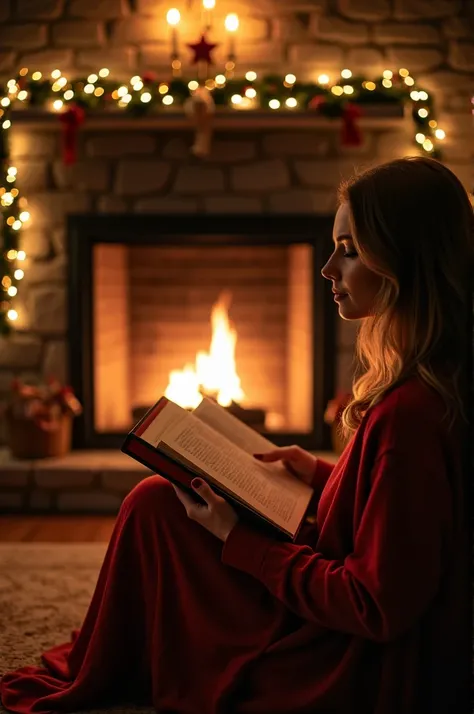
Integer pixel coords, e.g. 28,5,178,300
121,396,314,542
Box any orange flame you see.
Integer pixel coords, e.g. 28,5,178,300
164,291,244,409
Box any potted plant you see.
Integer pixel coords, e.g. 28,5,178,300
4,377,82,459
324,390,352,455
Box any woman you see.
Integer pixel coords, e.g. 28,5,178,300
1,156,472,714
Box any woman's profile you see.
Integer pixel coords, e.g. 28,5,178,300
1,156,472,714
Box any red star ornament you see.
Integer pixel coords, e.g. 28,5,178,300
187,34,219,65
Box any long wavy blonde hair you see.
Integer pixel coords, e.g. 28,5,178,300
338,157,474,439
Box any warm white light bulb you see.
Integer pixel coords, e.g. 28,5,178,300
203,0,215,8
225,13,239,32
167,8,181,25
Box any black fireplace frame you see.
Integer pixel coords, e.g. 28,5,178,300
67,214,337,451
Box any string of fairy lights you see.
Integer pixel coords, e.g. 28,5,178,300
0,64,449,334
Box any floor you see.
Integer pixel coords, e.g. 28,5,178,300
0,516,116,542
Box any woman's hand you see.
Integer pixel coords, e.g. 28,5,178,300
254,445,317,486
172,479,240,542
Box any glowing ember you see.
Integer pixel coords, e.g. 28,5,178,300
164,291,245,409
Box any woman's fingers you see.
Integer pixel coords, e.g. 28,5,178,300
254,446,301,463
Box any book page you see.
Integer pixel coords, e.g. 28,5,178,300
140,399,189,447
159,416,313,535
193,397,276,455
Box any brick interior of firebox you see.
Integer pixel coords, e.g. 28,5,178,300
94,242,313,435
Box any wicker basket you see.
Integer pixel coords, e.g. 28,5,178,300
6,413,73,459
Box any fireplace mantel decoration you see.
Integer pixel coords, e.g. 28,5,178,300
0,64,449,335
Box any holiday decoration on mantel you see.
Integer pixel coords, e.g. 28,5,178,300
187,34,219,66
184,85,216,158
0,63,454,336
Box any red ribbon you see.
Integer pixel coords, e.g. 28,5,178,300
59,104,85,165
341,102,362,147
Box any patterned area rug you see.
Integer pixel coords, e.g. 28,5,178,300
0,543,154,714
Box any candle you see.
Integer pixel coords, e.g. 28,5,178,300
202,0,215,31
224,13,239,62
166,8,181,61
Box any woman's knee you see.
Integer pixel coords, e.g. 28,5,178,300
123,474,177,514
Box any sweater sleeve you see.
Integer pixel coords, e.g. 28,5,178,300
311,457,335,497
222,447,452,643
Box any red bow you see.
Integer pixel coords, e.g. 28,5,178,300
59,104,85,165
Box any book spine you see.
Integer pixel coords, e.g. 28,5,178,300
133,396,169,437
122,433,195,491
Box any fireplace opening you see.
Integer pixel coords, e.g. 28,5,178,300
68,214,336,451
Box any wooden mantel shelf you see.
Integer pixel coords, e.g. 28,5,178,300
11,105,405,132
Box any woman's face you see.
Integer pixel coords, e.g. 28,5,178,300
321,202,383,321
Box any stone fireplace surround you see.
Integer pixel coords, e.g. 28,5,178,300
0,110,461,513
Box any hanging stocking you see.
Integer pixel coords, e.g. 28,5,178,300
184,85,215,158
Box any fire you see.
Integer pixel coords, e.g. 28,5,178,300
164,291,245,410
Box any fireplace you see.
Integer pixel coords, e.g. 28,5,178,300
68,213,336,451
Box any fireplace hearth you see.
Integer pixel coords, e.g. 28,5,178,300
68,213,336,451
